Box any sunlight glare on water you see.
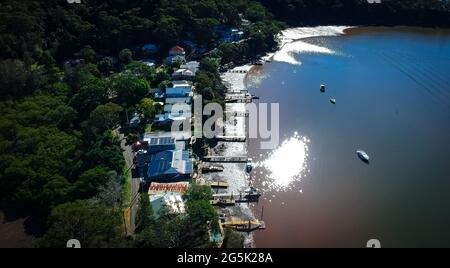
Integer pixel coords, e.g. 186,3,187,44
257,132,310,191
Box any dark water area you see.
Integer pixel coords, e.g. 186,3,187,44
247,27,450,247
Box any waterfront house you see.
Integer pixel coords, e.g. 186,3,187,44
170,80,192,89
180,61,200,73
172,68,195,80
136,132,189,176
172,61,200,80
169,45,186,56
149,192,186,218
148,182,190,195
136,149,152,169
165,97,192,105
144,136,176,154
142,131,191,144
153,111,192,125
148,182,190,218
166,55,186,65
166,45,186,65
147,149,193,182
144,131,191,143
165,87,193,98
163,103,191,114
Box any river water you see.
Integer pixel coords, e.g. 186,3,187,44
246,27,450,247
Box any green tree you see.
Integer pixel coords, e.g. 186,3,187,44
153,70,171,88
119,48,133,64
89,103,123,133
110,73,149,107
74,167,112,198
245,2,268,21
200,57,219,74
98,57,114,75
222,228,244,248
219,43,239,64
69,75,109,120
84,130,124,174
0,59,32,98
185,184,213,201
135,192,155,234
153,15,180,47
135,212,186,248
138,98,156,119
37,201,125,248
125,61,156,82
78,46,97,63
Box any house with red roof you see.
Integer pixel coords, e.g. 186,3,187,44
166,45,186,65
169,46,186,56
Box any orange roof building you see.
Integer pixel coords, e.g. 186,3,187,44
169,45,186,56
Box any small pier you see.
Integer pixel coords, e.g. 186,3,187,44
203,156,248,163
215,135,246,142
225,95,259,103
225,111,249,117
210,199,235,207
213,191,261,203
222,219,266,232
227,70,248,74
207,181,229,189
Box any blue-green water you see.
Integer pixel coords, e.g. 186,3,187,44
248,27,450,247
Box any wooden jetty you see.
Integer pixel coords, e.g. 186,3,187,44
225,111,249,117
225,95,258,103
222,219,266,232
207,181,229,189
215,135,246,142
203,156,248,163
210,199,236,207
213,191,261,203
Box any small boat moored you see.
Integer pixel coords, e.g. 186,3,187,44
357,150,370,163
320,84,326,92
330,98,336,104
246,158,254,172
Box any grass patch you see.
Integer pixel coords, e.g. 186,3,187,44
121,164,132,206
145,123,152,133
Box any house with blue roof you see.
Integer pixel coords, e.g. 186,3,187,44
154,111,192,125
142,43,159,53
144,136,176,154
166,87,193,98
147,149,193,182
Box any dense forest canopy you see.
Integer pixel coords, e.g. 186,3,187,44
0,0,279,247
258,0,450,26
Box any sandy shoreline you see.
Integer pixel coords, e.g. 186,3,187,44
214,26,355,247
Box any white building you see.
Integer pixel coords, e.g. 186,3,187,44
150,192,186,218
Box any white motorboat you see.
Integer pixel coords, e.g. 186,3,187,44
357,150,370,163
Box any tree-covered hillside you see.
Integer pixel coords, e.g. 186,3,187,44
0,0,279,247
258,0,450,26
1,0,449,247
